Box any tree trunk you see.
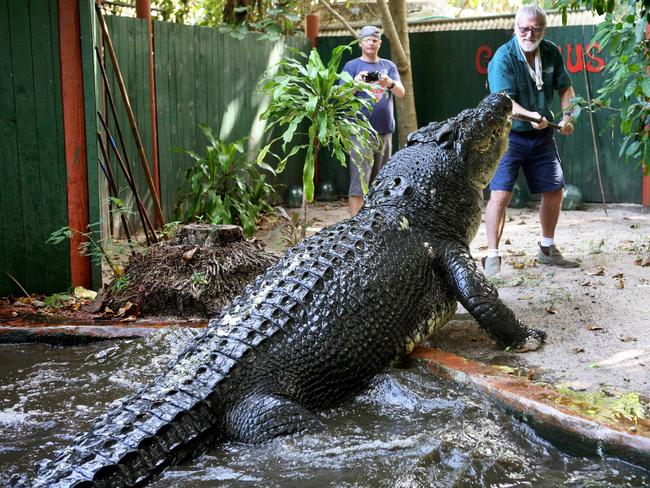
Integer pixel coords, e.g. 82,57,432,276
376,0,418,146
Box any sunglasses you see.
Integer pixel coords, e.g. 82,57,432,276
517,25,544,35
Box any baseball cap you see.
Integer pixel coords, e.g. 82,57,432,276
359,25,381,40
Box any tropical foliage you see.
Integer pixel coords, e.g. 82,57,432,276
174,126,274,236
257,43,379,203
150,0,306,37
556,0,650,170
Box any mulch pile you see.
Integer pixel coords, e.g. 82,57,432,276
98,224,278,318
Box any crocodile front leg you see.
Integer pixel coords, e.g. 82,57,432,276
441,244,546,352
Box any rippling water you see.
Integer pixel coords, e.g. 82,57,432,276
0,332,648,487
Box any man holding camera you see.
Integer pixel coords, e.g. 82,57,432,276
342,25,405,216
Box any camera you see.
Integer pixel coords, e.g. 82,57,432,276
364,71,381,82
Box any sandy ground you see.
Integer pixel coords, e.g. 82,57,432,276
262,200,650,398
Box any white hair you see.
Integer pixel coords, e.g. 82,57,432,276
515,4,547,29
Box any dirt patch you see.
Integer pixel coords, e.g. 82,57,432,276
298,200,650,397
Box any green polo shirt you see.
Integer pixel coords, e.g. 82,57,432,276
488,37,572,132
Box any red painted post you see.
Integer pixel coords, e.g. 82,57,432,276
305,13,319,49
58,0,91,288
136,0,160,199
305,14,320,183
641,24,650,209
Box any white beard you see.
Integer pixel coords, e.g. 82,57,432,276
518,37,541,53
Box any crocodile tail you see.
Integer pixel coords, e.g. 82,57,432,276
32,347,237,487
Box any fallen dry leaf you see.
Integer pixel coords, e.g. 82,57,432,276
619,335,637,342
586,324,605,332
587,267,605,276
478,245,488,251
74,286,97,301
518,294,535,301
182,246,199,263
581,280,591,286
504,238,512,245
572,347,585,354
526,368,539,381
634,256,650,267
493,365,518,375
612,273,625,289
512,260,526,270
545,306,557,315
116,302,139,317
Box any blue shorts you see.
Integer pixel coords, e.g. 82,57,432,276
489,128,564,194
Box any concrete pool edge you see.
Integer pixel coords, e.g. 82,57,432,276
411,346,650,471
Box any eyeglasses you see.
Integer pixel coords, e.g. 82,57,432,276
517,25,544,35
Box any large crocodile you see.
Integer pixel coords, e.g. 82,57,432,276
34,93,545,487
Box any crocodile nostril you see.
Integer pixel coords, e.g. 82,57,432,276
394,177,401,186
383,190,390,197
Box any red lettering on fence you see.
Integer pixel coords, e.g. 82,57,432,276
565,44,584,73
475,45,493,75
585,43,605,72
475,43,606,74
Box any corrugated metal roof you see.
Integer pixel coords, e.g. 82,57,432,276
318,10,602,37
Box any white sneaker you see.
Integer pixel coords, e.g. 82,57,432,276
481,256,502,277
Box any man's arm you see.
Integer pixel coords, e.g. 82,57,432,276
511,99,549,130
557,85,576,135
380,76,405,97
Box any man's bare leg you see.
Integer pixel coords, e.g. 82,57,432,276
539,188,563,240
485,190,513,249
348,196,364,217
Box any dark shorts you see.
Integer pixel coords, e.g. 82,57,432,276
489,128,564,194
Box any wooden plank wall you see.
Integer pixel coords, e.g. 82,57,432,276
101,17,310,225
0,0,69,297
317,26,642,203
154,21,310,220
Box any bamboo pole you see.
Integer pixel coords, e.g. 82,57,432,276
96,132,138,254
95,2,165,227
581,38,607,215
97,111,157,244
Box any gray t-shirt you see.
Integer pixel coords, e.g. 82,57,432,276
341,57,400,135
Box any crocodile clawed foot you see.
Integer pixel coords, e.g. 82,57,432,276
510,328,546,353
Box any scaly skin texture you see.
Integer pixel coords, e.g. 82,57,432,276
33,93,544,487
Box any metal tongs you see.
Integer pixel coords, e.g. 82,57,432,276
512,112,563,131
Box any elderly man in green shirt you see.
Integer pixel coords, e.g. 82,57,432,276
482,4,578,278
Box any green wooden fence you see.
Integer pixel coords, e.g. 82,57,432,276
102,17,310,225
0,8,641,297
0,0,69,297
317,26,641,204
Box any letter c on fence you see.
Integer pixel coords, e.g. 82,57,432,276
475,45,493,75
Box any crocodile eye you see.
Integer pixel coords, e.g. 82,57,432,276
404,186,415,198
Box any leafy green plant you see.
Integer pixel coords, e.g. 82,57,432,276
174,126,275,237
109,275,130,294
219,4,303,40
47,222,138,278
556,0,649,171
190,272,209,286
44,292,73,309
275,207,313,247
257,43,380,206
